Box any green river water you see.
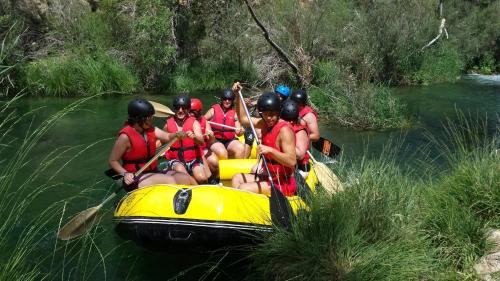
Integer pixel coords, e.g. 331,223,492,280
2,75,499,280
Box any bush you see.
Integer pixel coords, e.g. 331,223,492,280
22,51,139,96
310,61,409,129
410,44,464,84
169,59,257,93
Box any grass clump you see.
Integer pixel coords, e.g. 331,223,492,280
310,61,409,129
419,115,499,272
21,51,139,96
251,155,436,280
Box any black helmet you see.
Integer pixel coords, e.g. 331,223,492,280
290,89,308,106
128,98,155,118
257,92,281,112
280,100,299,122
173,95,191,109
221,89,235,100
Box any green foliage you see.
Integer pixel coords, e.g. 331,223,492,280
21,52,139,96
471,53,496,74
410,44,464,84
170,59,257,93
310,61,409,129
251,155,437,280
0,13,25,95
127,0,177,87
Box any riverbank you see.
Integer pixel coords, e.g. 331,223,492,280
2,0,499,130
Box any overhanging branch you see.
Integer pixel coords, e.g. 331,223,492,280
243,0,303,85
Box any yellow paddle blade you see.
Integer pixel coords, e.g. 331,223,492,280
57,205,101,240
312,161,343,195
149,100,174,116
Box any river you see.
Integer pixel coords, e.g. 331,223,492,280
2,75,499,280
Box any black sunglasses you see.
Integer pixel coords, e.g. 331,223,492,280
174,105,190,110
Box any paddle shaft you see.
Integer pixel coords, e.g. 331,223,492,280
207,121,239,131
237,90,277,190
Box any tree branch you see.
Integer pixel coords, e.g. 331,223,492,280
242,0,303,85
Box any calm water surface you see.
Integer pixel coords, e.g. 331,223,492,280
2,76,499,280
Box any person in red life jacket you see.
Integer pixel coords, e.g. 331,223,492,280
280,99,311,179
164,95,209,184
190,98,214,181
290,89,320,141
204,89,245,174
108,98,194,191
231,84,297,196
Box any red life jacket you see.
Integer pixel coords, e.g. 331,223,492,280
292,123,310,165
299,106,318,119
119,125,157,173
210,104,236,140
165,116,201,162
262,120,295,181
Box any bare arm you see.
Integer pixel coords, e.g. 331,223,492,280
233,82,265,129
303,113,320,141
205,122,215,144
108,134,130,175
191,120,204,145
295,129,309,160
155,127,178,143
204,108,214,120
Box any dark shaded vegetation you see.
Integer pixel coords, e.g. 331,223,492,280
1,0,499,128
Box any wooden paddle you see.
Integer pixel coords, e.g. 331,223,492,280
236,87,292,229
57,136,179,241
207,121,239,131
307,151,343,195
149,100,174,117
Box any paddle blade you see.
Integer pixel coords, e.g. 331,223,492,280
312,137,341,158
269,188,292,230
313,162,343,195
149,100,174,116
57,205,101,240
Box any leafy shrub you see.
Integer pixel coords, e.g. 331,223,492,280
22,51,139,96
410,44,464,84
310,61,409,129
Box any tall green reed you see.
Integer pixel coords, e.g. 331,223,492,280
0,95,116,280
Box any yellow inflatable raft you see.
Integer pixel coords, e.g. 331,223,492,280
114,159,318,249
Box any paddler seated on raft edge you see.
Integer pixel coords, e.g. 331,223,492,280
162,95,209,184
290,89,320,142
231,82,297,196
242,83,291,157
108,99,195,192
204,89,245,177
280,99,311,179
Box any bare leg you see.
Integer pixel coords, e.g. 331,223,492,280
227,140,245,159
231,173,271,195
191,165,208,184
